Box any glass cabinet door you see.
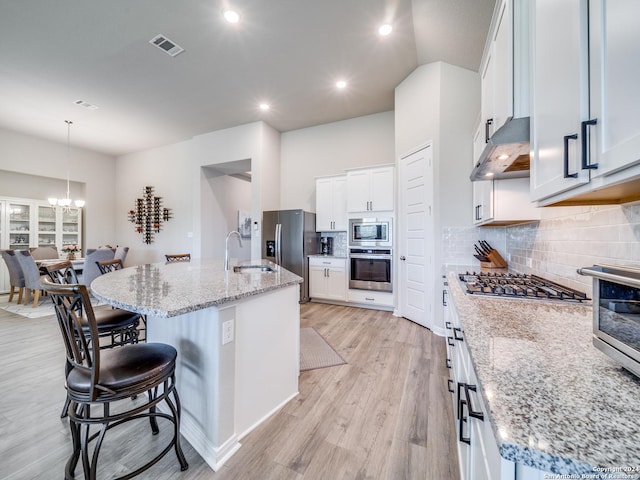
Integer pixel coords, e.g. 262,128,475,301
62,208,81,248
8,202,31,249
37,205,57,247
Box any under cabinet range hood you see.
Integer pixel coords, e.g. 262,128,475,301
470,117,531,181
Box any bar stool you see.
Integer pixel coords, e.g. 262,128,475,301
42,278,189,479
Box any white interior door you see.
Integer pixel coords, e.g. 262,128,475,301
398,144,433,328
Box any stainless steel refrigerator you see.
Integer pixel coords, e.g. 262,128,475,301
262,210,317,303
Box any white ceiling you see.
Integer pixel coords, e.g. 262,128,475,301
0,0,495,157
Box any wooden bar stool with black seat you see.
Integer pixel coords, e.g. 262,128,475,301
165,253,191,262
42,278,189,480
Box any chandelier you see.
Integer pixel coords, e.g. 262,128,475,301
48,120,85,211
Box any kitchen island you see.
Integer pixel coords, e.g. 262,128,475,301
446,268,640,477
91,259,303,471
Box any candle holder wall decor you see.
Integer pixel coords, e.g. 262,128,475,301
127,186,173,244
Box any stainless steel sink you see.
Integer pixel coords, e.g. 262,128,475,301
232,265,275,273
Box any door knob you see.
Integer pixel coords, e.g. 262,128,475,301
400,256,406,260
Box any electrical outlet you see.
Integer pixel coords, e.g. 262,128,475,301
222,319,234,345
526,258,533,268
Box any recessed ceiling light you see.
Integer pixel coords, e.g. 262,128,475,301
223,9,240,24
498,154,510,160
336,80,347,89
378,24,392,36
485,172,494,177
259,103,270,111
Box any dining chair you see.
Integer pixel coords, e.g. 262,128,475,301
0,249,26,303
80,248,116,287
165,253,191,262
29,245,59,260
41,278,189,479
15,250,45,307
114,246,129,264
96,258,123,274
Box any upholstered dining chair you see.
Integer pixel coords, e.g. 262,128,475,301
0,249,25,303
41,278,189,479
114,246,129,264
15,250,45,307
80,248,115,288
29,245,59,260
165,253,191,262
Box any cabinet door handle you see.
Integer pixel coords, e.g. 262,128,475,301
442,289,448,306
445,321,452,330
326,268,330,277
458,383,471,445
447,378,455,393
453,327,464,342
464,384,484,421
475,204,481,221
581,119,598,170
485,118,493,143
447,336,455,347
446,357,452,369
563,133,579,178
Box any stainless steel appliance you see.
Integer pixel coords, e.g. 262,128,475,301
578,264,640,378
320,236,333,255
349,218,392,248
458,271,589,302
262,209,317,303
349,247,392,292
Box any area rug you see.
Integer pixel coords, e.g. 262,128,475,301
0,294,103,319
300,327,346,372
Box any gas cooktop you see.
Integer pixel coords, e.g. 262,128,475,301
458,271,589,303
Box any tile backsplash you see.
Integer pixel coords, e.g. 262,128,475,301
442,201,640,297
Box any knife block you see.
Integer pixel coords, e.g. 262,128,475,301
480,249,508,269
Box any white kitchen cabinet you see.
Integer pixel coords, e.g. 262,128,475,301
474,178,540,226
347,289,393,308
479,0,527,144
531,0,640,206
315,175,347,231
346,165,394,213
444,281,555,480
309,257,347,302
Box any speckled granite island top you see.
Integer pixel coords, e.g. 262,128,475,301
447,270,640,475
91,259,302,318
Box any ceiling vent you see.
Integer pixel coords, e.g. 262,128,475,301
73,100,98,110
149,34,185,57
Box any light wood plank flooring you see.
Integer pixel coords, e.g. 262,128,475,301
0,299,459,479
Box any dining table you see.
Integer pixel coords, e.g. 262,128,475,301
36,258,85,274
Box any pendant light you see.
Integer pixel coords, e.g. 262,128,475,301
48,120,85,211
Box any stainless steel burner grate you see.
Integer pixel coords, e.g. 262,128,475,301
458,272,589,302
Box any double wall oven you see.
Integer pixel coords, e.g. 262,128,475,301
348,218,392,293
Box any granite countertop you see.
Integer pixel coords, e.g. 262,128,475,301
447,270,640,475
91,259,302,318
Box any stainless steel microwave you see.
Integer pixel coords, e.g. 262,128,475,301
349,218,392,247
578,264,640,378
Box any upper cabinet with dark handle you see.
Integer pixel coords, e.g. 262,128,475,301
531,0,640,206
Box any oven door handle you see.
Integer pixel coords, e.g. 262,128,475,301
349,254,392,260
578,265,640,289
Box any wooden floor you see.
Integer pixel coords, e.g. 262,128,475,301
0,300,459,480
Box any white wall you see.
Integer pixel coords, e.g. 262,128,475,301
0,127,116,248
280,111,395,211
116,121,278,265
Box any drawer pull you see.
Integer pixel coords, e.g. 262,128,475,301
447,336,455,347
447,378,455,393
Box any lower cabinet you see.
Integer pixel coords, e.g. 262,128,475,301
444,281,551,480
309,257,347,301
347,289,393,308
